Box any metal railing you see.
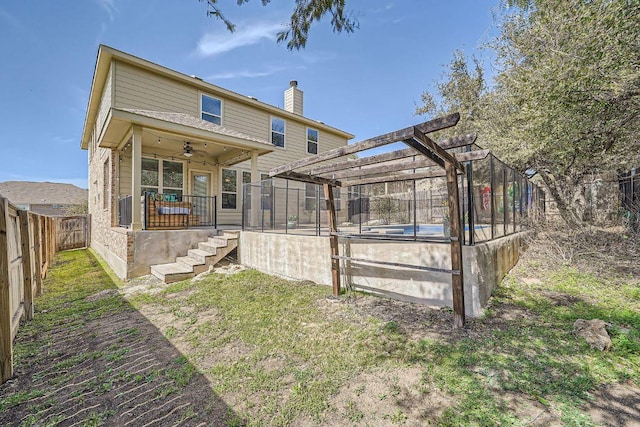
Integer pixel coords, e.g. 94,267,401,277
143,193,217,230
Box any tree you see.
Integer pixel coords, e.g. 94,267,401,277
202,0,358,50
416,50,487,140
490,0,640,225
418,0,640,226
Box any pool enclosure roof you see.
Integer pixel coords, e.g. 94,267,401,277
269,113,489,187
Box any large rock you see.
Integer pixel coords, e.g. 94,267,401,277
573,319,611,351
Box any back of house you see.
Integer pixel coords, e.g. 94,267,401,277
80,45,353,279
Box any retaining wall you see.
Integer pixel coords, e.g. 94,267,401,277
239,231,527,317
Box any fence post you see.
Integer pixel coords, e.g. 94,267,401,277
18,211,34,321
0,197,13,382
33,215,43,295
323,184,341,297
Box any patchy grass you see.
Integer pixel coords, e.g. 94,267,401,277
3,230,640,426
128,255,638,426
0,250,232,426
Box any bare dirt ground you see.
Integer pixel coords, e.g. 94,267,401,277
0,261,237,426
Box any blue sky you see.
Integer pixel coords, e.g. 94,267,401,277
0,1,501,189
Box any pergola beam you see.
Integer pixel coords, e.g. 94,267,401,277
318,157,439,180
296,133,479,177
340,168,448,187
454,149,490,162
301,148,420,175
275,171,342,187
404,127,466,173
269,113,460,177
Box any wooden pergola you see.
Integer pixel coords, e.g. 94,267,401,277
269,113,489,328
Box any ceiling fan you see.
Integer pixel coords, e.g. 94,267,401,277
181,142,208,158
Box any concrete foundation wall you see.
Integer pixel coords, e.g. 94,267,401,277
239,233,333,285
239,231,527,317
93,228,216,280
128,229,216,278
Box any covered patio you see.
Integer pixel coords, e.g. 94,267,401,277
100,108,273,230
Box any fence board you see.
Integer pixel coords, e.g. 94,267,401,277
0,197,13,382
0,195,59,383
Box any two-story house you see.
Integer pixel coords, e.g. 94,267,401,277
81,45,353,280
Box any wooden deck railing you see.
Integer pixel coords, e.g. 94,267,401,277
0,195,58,383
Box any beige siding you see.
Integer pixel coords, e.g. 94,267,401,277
95,64,113,145
222,98,270,140
118,153,131,197
218,123,348,225
113,61,198,116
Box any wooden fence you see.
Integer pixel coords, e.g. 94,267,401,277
0,195,64,383
56,215,90,251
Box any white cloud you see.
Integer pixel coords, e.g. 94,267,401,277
206,66,285,80
96,0,117,21
196,21,284,57
52,136,75,145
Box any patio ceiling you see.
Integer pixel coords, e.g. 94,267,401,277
98,108,274,167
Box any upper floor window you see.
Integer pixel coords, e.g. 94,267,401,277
307,128,318,154
271,117,285,147
201,94,222,125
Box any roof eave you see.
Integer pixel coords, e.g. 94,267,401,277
107,108,274,155
84,45,354,142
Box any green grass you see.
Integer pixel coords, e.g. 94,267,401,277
135,260,639,426
0,250,207,427
5,248,639,426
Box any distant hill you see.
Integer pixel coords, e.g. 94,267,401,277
0,181,88,216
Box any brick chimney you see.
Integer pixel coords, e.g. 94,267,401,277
284,80,303,115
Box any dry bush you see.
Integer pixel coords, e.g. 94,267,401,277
523,217,640,278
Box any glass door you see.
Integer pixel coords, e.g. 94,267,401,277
191,172,212,225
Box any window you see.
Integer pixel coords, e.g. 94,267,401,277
306,184,342,211
271,117,285,147
307,128,318,154
103,159,110,210
201,94,222,125
305,183,317,210
221,169,237,209
141,158,183,197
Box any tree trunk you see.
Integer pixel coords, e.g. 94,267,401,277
538,171,584,227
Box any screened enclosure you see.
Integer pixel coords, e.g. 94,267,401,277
242,144,545,246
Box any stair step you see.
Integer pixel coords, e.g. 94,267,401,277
177,256,209,275
187,248,216,263
150,262,194,284
208,236,232,246
198,242,221,254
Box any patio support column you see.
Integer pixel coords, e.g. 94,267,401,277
250,150,260,228
130,126,143,231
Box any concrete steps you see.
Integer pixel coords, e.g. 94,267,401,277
150,231,238,283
